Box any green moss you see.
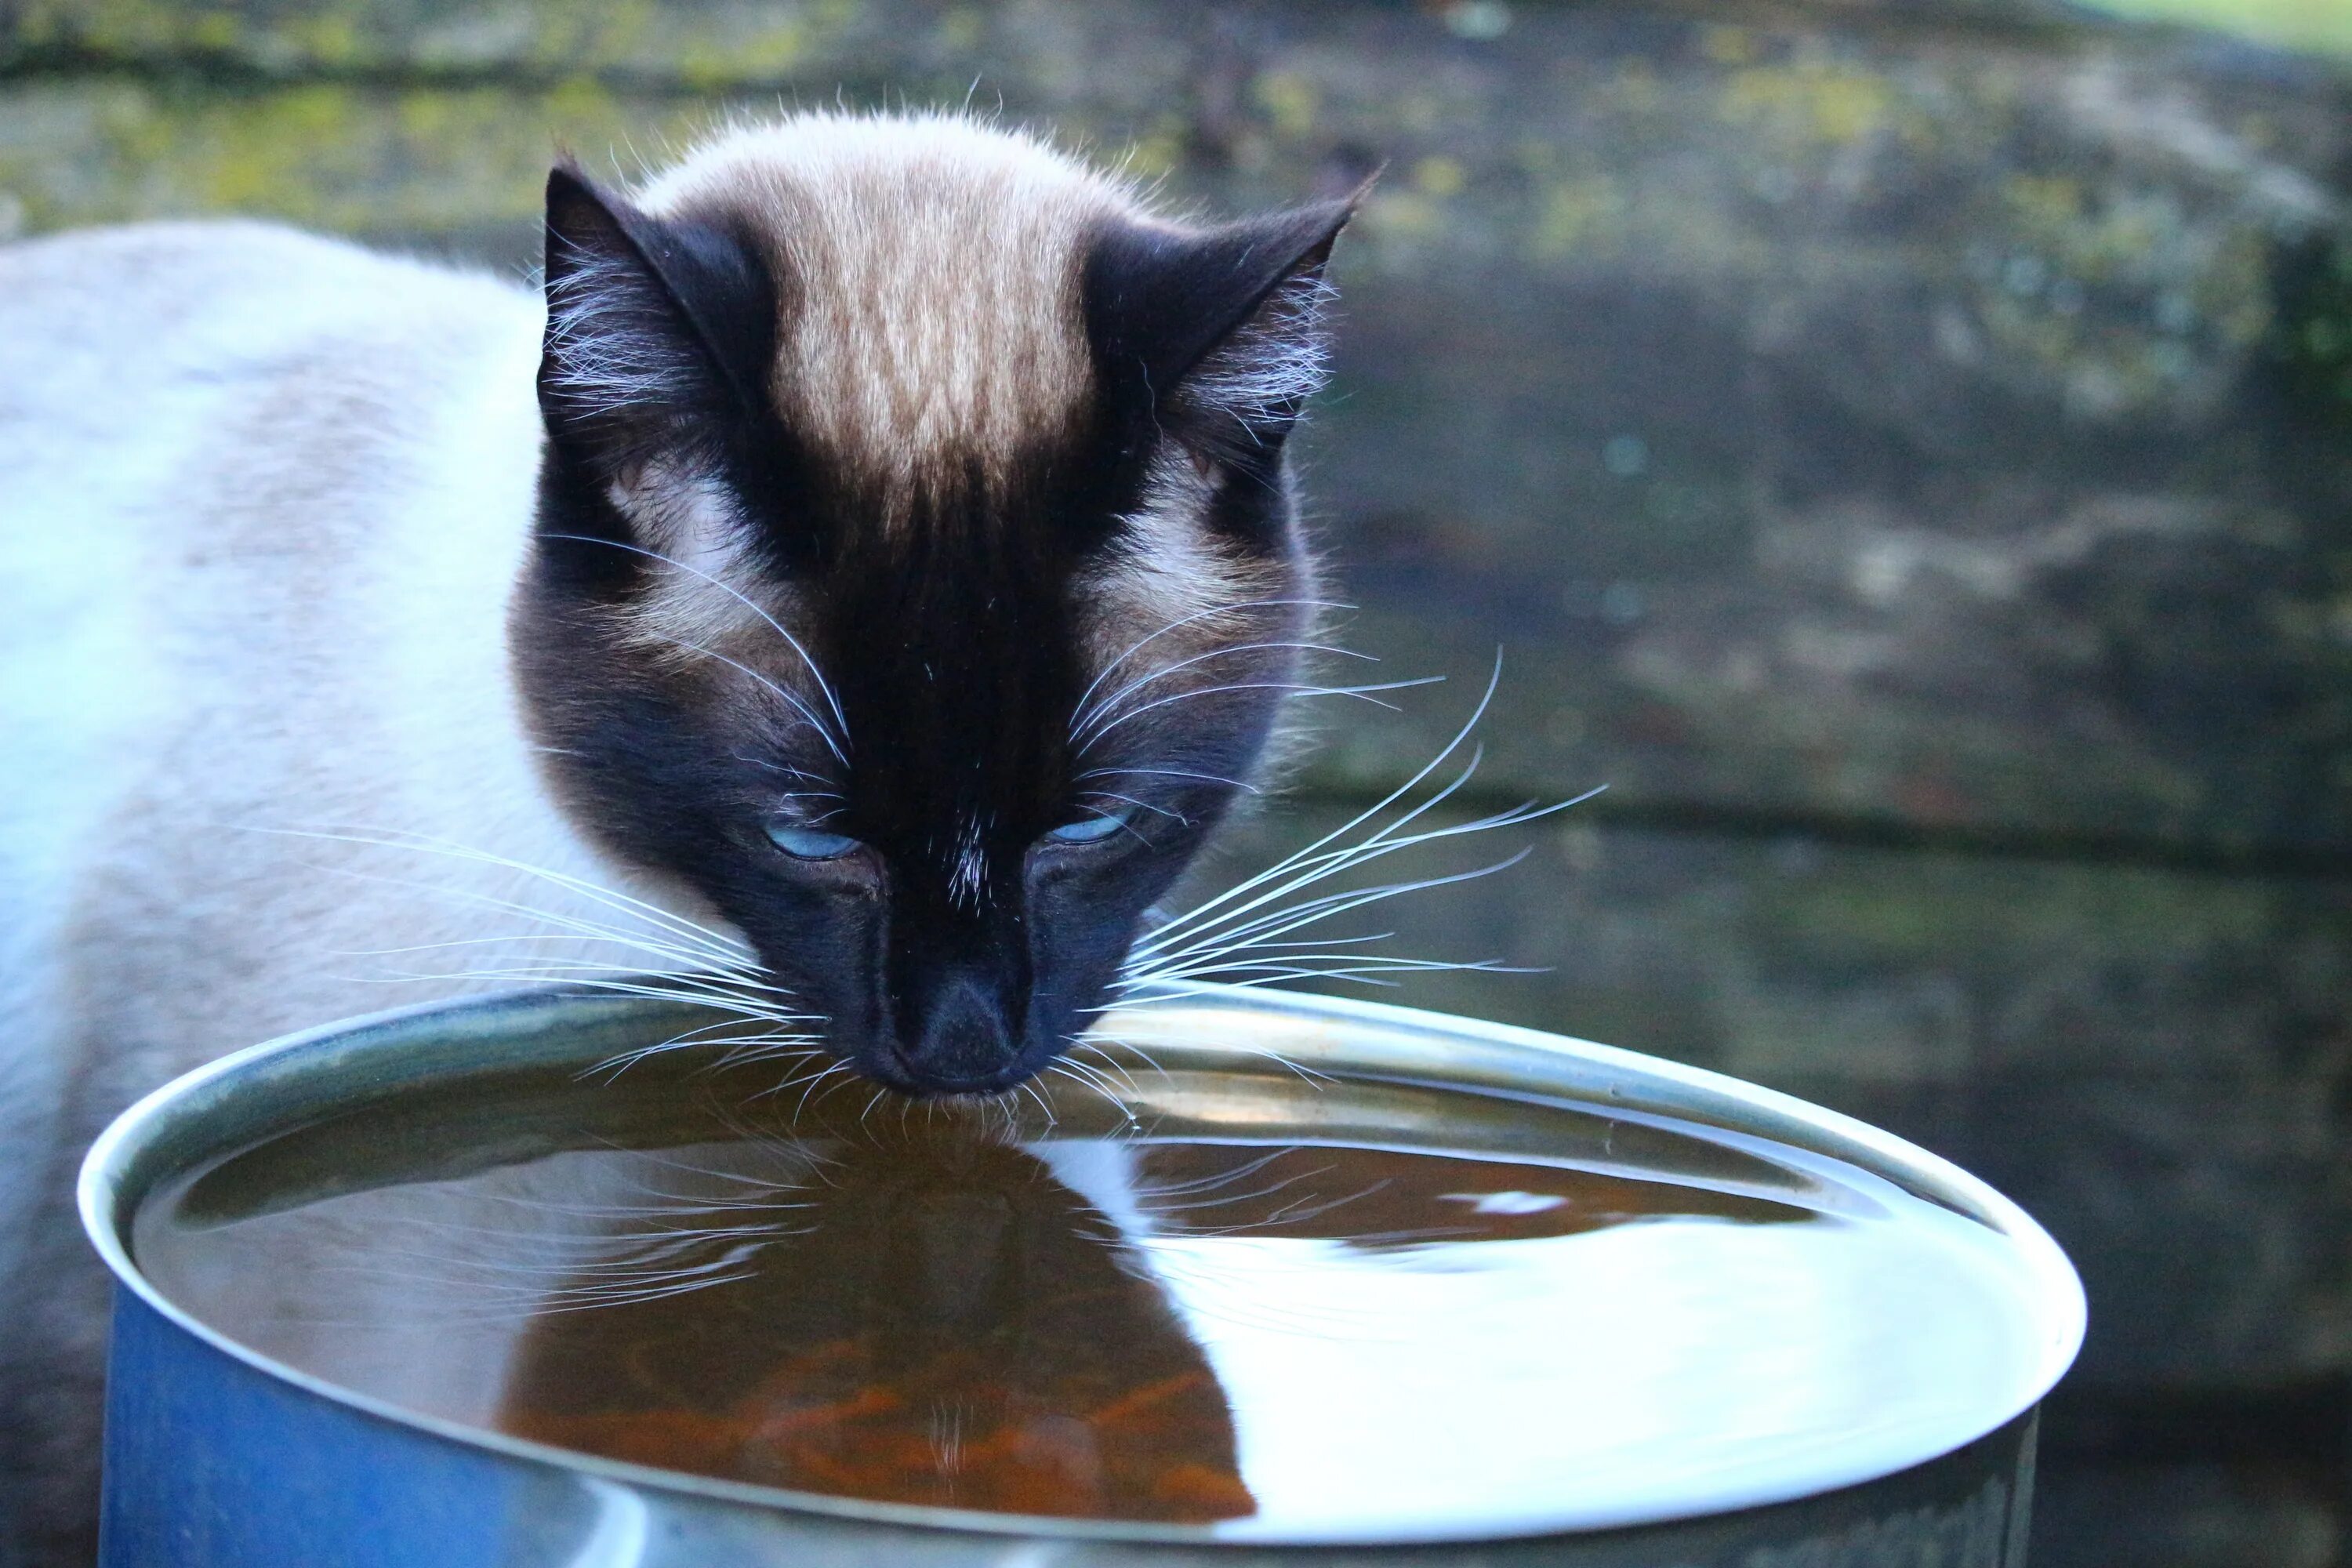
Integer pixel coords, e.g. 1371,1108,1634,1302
2272,232,2352,430
1716,56,1926,153
1252,71,1319,140
0,0,861,85
1528,173,1625,260
2079,0,2352,60
0,79,714,234
1964,164,2283,419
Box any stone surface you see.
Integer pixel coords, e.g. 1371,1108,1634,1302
2032,1460,2342,1568
5,0,2352,856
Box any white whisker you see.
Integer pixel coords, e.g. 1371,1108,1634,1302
1066,597,1349,740
543,533,850,753
639,629,848,769
1076,789,1189,825
1073,640,1372,746
1131,655,1508,953
256,825,754,971
1075,766,1261,794
1101,653,1595,1026
1080,676,1443,753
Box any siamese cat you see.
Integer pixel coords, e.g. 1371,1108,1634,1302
0,112,1356,1564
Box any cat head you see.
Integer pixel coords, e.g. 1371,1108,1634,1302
512,114,1355,1096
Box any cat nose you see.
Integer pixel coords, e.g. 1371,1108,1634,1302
899,971,1022,1092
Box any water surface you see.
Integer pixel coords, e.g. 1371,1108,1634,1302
134,1052,2052,1539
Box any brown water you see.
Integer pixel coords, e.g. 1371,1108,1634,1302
132,1051,2055,1539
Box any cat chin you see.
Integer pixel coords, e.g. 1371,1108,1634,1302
849,1059,1042,1101
758,1012,1073,1098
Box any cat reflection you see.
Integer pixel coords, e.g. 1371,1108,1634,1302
497,1123,1254,1523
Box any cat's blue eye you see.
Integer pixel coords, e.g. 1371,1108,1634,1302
765,819,862,860
1047,809,1132,845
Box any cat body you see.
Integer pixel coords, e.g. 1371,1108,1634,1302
0,220,617,1562
0,114,1349,1562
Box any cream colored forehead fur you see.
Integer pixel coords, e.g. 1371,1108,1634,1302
615,114,1296,740
644,114,1127,513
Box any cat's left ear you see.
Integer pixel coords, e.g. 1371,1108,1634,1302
538,163,776,469
1083,191,1363,470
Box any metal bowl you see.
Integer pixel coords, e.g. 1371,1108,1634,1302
82,985,2084,1566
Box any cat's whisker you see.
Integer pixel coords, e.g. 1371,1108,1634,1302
350,1203,815,1248
323,900,770,1018
373,951,796,1009
354,964,786,1013
1074,766,1261,795
456,1192,807,1223
303,1243,787,1325
1127,953,1525,986
1134,967,1403,991
1131,1147,1295,1201
1141,1162,1337,1217
733,753,841,790
639,629,849,770
339,931,776,992
1131,848,1547,975
256,833,836,1062
1076,789,1189,825
253,825,755,969
698,1031,825,1058
542,533,851,755
1156,930,1398,955
1044,1059,1134,1121
1129,771,1599,981
580,1014,791,1076
1076,1019,1325,1088
757,1055,857,1112
626,1030,828,1073
580,1138,814,1195
807,1065,863,1117
332,872,757,982
1128,654,1508,953
1072,640,1373,746
1064,1036,1152,1092
1156,815,1563,961
706,1044,829,1076
593,1029,823,1081
1065,597,1350,742
1048,1047,1132,1099
1078,676,1444,755
1124,756,1499,964
1016,1077,1058,1129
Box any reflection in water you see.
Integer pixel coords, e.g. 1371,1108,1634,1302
132,1054,2052,1538
499,1129,1254,1522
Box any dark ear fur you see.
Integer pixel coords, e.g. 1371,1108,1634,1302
1083,197,1357,469
539,164,778,469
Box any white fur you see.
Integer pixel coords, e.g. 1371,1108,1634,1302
543,243,707,412
0,221,670,1562
1178,271,1341,439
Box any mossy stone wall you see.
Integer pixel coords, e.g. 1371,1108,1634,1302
7,8,2352,1552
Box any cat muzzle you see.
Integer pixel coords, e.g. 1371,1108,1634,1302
890,970,1029,1094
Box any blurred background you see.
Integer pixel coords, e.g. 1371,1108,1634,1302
4,0,2349,1562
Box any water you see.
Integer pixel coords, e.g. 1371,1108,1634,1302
132,1051,2053,1540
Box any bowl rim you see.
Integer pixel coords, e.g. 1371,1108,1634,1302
82,982,2086,1547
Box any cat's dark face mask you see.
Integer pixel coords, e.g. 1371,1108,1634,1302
513,164,1349,1096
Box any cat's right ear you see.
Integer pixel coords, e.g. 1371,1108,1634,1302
538,164,777,470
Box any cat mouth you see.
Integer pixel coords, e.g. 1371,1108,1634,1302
853,1045,1051,1100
